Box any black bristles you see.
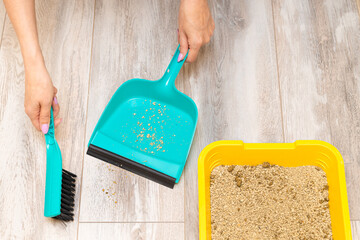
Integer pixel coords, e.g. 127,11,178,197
62,178,76,187
61,187,75,197
62,173,76,183
60,208,74,217
61,191,75,201
53,169,77,222
61,183,75,193
61,203,74,212
63,169,77,178
61,194,75,206
55,214,73,221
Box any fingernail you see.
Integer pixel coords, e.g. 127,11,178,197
178,53,183,62
54,97,58,105
41,124,49,134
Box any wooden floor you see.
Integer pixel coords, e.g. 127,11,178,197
0,0,359,239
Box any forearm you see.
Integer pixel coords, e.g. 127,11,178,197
3,0,44,68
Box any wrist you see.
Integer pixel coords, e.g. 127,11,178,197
22,47,45,72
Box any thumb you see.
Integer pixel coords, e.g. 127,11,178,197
178,30,188,62
39,103,51,134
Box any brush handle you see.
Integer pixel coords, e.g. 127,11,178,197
160,45,188,89
44,108,55,144
44,108,63,217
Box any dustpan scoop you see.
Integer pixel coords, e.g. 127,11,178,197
87,46,198,188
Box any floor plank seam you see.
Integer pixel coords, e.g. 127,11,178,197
270,0,286,143
76,0,97,239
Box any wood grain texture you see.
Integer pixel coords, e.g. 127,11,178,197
78,223,184,240
352,221,360,240
273,0,360,164
0,0,6,46
0,0,94,239
182,0,283,239
79,0,185,222
346,162,360,221
273,0,360,219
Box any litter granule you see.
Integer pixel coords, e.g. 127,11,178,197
210,163,333,240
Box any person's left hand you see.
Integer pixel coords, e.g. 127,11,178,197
178,0,215,63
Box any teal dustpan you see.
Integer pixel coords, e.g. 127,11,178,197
87,45,198,188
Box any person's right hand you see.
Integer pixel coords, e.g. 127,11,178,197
178,0,215,63
24,60,61,134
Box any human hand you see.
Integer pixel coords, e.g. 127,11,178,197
178,0,215,62
24,59,61,134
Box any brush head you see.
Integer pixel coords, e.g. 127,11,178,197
53,169,76,221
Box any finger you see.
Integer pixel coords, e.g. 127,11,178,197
203,34,211,44
52,96,60,118
53,87,58,95
54,118,62,128
186,39,201,63
25,104,41,131
39,102,51,134
178,30,188,62
31,117,41,131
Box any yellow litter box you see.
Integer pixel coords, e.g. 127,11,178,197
198,140,351,239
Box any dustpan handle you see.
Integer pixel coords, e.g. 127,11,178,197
160,45,188,89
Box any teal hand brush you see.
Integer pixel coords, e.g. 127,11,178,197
44,108,76,221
